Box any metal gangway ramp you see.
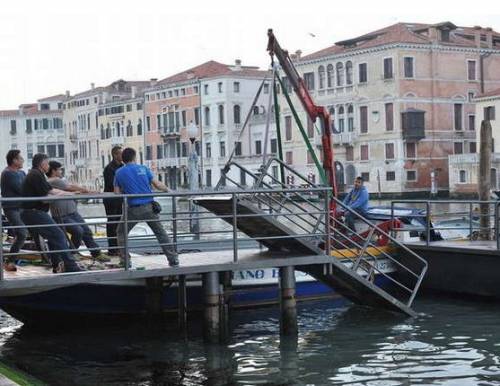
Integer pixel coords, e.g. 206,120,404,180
195,159,428,317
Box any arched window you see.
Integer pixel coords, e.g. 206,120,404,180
329,106,337,133
127,120,133,136
233,105,241,124
204,106,210,126
327,64,334,88
345,61,353,85
347,104,354,132
336,63,344,86
338,106,345,132
106,123,111,138
100,124,104,140
253,106,259,115
218,104,224,125
137,118,143,136
318,65,325,89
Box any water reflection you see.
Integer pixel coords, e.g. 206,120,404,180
1,297,500,385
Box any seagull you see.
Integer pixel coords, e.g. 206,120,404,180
308,32,316,38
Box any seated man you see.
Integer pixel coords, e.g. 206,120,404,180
46,161,109,262
20,154,82,273
114,147,178,267
342,176,369,233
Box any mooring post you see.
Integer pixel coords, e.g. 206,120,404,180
178,275,187,331
203,272,221,343
219,271,232,341
479,119,492,240
279,266,297,336
146,277,164,319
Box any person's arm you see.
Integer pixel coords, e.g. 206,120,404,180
151,179,169,192
48,188,72,196
350,189,368,210
65,183,96,194
343,191,351,206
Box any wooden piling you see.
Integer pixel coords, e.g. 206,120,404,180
203,272,221,343
279,266,298,336
177,275,187,331
479,120,492,240
145,277,163,318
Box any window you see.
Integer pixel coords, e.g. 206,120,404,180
10,120,16,134
404,57,414,78
46,144,56,158
385,143,395,159
459,170,467,183
204,106,211,126
37,145,44,153
285,116,292,140
156,114,161,130
303,72,315,90
327,64,334,87
307,151,314,164
307,117,314,138
467,60,476,81
454,142,463,154
146,116,151,131
407,170,417,181
346,146,354,161
270,138,277,154
406,142,416,158
137,119,143,135
233,82,240,93
361,172,370,182
468,114,475,131
58,144,64,157
345,61,353,85
454,104,463,130
338,106,345,132
146,145,152,160
255,140,262,155
358,63,367,83
385,103,394,131
220,141,226,157
263,83,270,94
468,91,475,102
485,106,496,121
233,105,241,124
383,57,393,79
181,142,188,157
318,66,325,89
360,144,369,161
156,144,163,159
204,84,209,95
386,171,396,181
25,119,32,133
240,169,246,186
285,151,293,165
206,169,212,187
181,111,187,127
218,105,224,125
234,141,242,156
205,143,211,158
218,82,223,93
194,107,200,125
469,141,477,153
336,63,344,86
360,106,368,133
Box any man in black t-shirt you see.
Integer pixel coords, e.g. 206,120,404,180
21,153,82,273
103,145,123,256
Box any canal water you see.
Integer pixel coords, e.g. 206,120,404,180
1,297,500,385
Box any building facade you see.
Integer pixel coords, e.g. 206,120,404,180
0,95,66,172
279,22,500,196
449,88,500,196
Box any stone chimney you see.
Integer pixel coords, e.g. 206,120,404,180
235,59,242,70
474,26,482,48
65,90,70,97
150,78,158,87
90,82,95,90
295,50,302,60
131,86,137,98
486,27,493,48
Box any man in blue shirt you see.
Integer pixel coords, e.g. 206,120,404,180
342,176,369,233
114,147,178,267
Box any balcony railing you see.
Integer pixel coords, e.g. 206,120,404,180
332,131,358,145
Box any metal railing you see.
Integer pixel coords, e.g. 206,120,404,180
0,187,331,281
390,200,500,250
217,157,428,307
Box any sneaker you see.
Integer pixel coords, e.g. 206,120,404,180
4,262,17,272
52,261,65,274
168,257,179,267
92,253,111,263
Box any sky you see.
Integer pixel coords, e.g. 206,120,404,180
0,0,498,109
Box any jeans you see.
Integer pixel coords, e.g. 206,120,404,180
103,199,122,256
3,208,28,258
56,212,101,257
116,202,177,263
345,209,366,233
21,209,79,271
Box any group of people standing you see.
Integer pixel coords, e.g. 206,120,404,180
1,145,178,274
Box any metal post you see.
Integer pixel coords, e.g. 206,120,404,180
178,275,187,331
426,201,431,246
123,196,130,271
172,196,177,251
232,193,238,263
279,266,297,336
0,200,4,281
324,191,331,256
496,202,500,251
188,134,200,240
203,271,221,343
390,202,395,239
469,202,473,240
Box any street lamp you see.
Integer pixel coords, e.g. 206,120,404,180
187,121,200,239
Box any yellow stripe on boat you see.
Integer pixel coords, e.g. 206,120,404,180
331,245,396,259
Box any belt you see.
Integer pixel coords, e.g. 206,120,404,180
129,202,152,208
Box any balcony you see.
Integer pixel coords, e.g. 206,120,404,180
160,127,181,139
332,131,358,145
69,133,78,142
75,158,85,167
157,157,189,169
